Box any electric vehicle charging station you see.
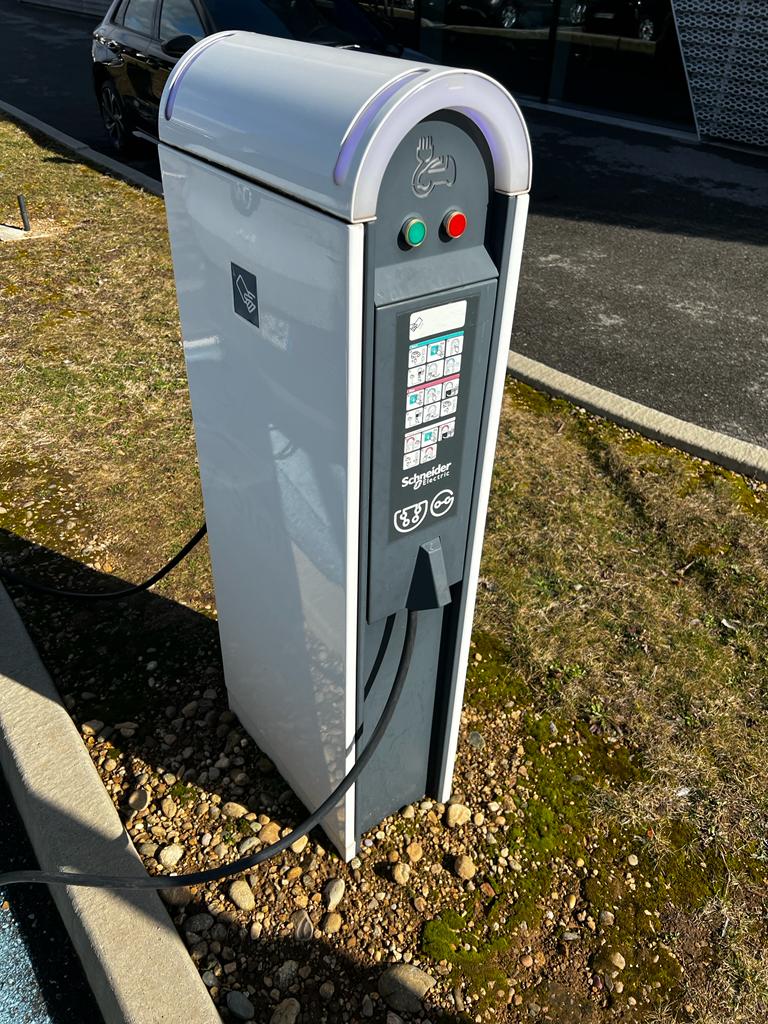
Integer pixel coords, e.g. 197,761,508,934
158,33,531,862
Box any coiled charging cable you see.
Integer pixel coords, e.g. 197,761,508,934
0,523,208,600
0,608,418,890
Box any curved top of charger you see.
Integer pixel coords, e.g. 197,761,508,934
159,32,531,223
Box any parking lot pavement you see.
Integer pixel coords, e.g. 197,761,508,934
514,113,768,449
2,0,768,449
0,776,103,1024
0,0,159,178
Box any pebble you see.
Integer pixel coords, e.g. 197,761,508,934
160,797,177,819
627,854,639,867
468,730,486,749
454,855,476,880
259,822,280,845
319,981,335,1001
445,803,471,828
379,964,437,1014
401,805,415,819
291,910,313,941
274,960,298,990
138,842,158,858
250,922,263,940
361,994,374,1017
160,887,193,906
185,913,214,935
229,879,256,912
392,863,410,886
222,801,248,819
521,954,534,968
239,837,260,855
610,952,626,970
324,877,345,912
158,844,184,869
226,990,255,1021
81,720,104,737
600,910,615,927
405,842,423,863
322,912,342,934
290,834,308,854
104,759,117,773
270,999,300,1024
128,789,150,813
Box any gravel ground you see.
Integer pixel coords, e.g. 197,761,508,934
65,647,646,1024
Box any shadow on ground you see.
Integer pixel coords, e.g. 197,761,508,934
0,529,470,1023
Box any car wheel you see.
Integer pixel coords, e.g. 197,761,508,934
498,3,518,28
638,17,656,40
99,81,133,154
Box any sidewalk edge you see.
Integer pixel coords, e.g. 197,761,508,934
0,583,221,1024
507,350,768,482
0,99,163,196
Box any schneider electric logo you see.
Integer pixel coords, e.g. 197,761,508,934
402,462,452,490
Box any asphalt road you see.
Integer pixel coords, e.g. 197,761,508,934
2,0,768,447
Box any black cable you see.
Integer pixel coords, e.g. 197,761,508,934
0,523,207,600
0,608,418,890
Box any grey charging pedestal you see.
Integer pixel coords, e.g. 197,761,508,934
158,32,531,860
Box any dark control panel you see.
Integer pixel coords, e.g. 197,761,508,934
391,297,472,539
367,282,497,623
363,112,501,625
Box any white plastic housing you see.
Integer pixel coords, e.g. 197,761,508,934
159,32,531,222
160,34,531,858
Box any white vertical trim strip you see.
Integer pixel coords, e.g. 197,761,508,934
437,194,530,802
340,222,366,861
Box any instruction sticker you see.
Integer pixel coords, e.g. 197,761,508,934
231,263,259,327
409,300,466,342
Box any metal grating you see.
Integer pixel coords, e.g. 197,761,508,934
672,0,768,147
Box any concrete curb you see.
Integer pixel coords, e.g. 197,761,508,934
0,583,221,1024
507,351,768,483
0,99,163,196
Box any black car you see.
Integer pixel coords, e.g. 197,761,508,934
422,0,552,31
92,0,415,152
583,0,670,40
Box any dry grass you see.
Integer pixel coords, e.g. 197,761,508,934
0,117,210,604
1,115,767,1020
479,384,768,1021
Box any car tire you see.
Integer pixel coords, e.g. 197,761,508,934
638,17,656,40
498,3,518,28
99,80,133,155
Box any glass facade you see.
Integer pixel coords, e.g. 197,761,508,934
368,0,695,131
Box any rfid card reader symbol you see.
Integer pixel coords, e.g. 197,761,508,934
231,262,259,326
430,489,455,517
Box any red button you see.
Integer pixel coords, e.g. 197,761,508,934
444,210,467,239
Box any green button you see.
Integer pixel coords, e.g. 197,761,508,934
403,218,426,248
